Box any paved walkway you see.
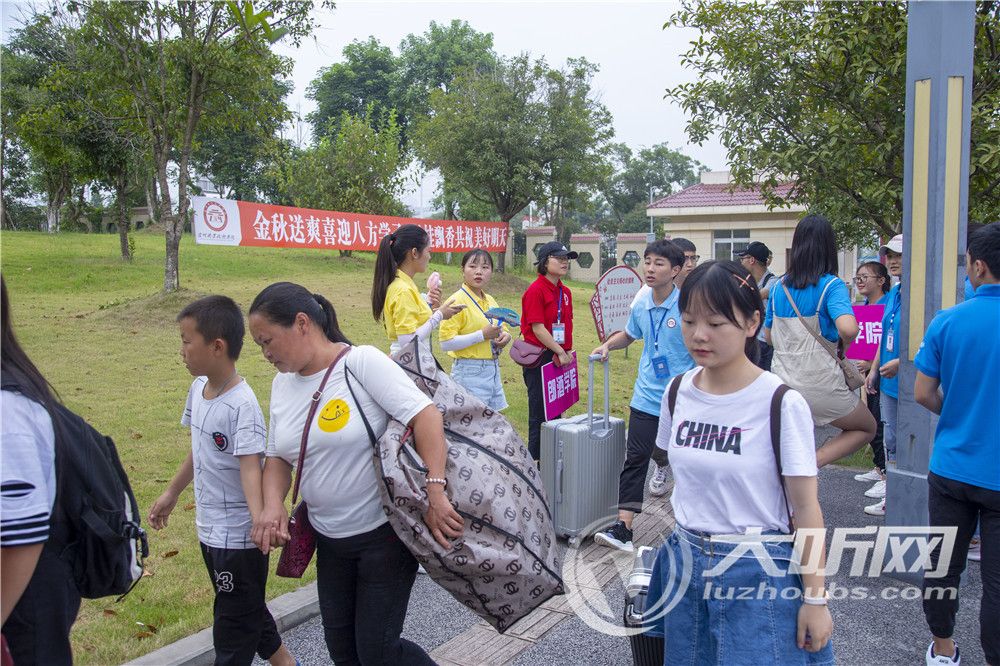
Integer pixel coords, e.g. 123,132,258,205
263,465,986,665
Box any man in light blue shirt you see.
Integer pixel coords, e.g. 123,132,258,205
915,222,1000,666
591,240,693,552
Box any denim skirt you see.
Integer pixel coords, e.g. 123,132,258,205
645,524,835,665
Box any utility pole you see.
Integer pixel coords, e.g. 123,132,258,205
888,0,975,584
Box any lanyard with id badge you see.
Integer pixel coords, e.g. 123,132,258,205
552,286,566,344
885,293,900,352
461,287,500,360
649,298,676,379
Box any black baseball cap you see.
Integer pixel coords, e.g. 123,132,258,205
534,241,579,264
735,241,770,263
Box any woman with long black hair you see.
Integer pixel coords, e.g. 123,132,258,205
371,224,463,355
765,215,876,467
1,275,80,664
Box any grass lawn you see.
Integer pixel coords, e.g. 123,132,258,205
2,230,869,663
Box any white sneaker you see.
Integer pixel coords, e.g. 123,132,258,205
854,467,882,482
865,480,887,498
864,499,886,516
926,640,960,665
648,464,670,496
968,538,981,562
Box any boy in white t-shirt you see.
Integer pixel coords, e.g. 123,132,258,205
148,296,295,666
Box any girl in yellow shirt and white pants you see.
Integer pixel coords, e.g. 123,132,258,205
372,224,463,355
439,250,512,410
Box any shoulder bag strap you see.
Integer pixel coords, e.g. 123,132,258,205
289,345,351,506
780,281,842,365
344,366,379,452
667,373,684,418
769,384,793,533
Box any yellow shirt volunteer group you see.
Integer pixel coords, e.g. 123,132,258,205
439,287,507,359
383,270,433,342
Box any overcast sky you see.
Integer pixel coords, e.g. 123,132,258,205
277,2,726,213
2,1,727,214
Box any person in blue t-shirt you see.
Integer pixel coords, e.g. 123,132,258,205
914,222,1000,666
863,235,905,516
766,215,876,468
590,240,693,552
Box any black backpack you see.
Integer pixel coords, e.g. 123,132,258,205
2,382,149,599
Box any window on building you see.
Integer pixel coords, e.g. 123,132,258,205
713,229,751,261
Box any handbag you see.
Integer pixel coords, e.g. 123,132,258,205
781,282,866,391
509,338,546,367
275,346,350,578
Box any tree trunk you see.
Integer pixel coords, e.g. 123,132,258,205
46,201,59,233
145,177,159,226
152,146,178,291
116,172,132,262
498,214,512,273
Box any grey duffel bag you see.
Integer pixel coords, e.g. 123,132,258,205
345,339,564,633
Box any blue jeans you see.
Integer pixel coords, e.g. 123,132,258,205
645,525,835,665
452,358,508,411
881,392,898,466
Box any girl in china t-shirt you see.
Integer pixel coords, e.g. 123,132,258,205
645,260,835,665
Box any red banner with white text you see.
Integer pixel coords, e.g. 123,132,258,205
191,197,509,253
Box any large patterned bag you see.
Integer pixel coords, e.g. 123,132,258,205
344,340,564,633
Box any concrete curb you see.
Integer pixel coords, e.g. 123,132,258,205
124,582,319,666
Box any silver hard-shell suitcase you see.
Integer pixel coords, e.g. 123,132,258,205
540,354,626,546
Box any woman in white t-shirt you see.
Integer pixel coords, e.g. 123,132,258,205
248,282,462,665
1,276,80,664
646,261,834,665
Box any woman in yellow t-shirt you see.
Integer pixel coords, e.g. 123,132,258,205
439,250,512,410
372,224,464,355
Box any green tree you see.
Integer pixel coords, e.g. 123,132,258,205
430,180,499,222
3,16,91,233
397,20,496,117
279,107,410,256
307,38,402,142
414,54,615,261
599,142,706,236
192,77,293,202
537,57,614,243
77,0,317,291
399,20,497,219
667,1,1000,245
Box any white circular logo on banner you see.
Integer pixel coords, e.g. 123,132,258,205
203,201,228,232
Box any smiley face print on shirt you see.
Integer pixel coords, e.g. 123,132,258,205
317,398,350,433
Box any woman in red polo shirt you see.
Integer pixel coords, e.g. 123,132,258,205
521,241,576,462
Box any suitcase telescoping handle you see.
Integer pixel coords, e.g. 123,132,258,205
587,353,612,437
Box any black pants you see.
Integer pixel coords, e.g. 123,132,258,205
866,388,886,472
523,349,561,462
617,408,661,514
315,522,433,666
199,543,281,665
922,471,1000,665
2,548,81,665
